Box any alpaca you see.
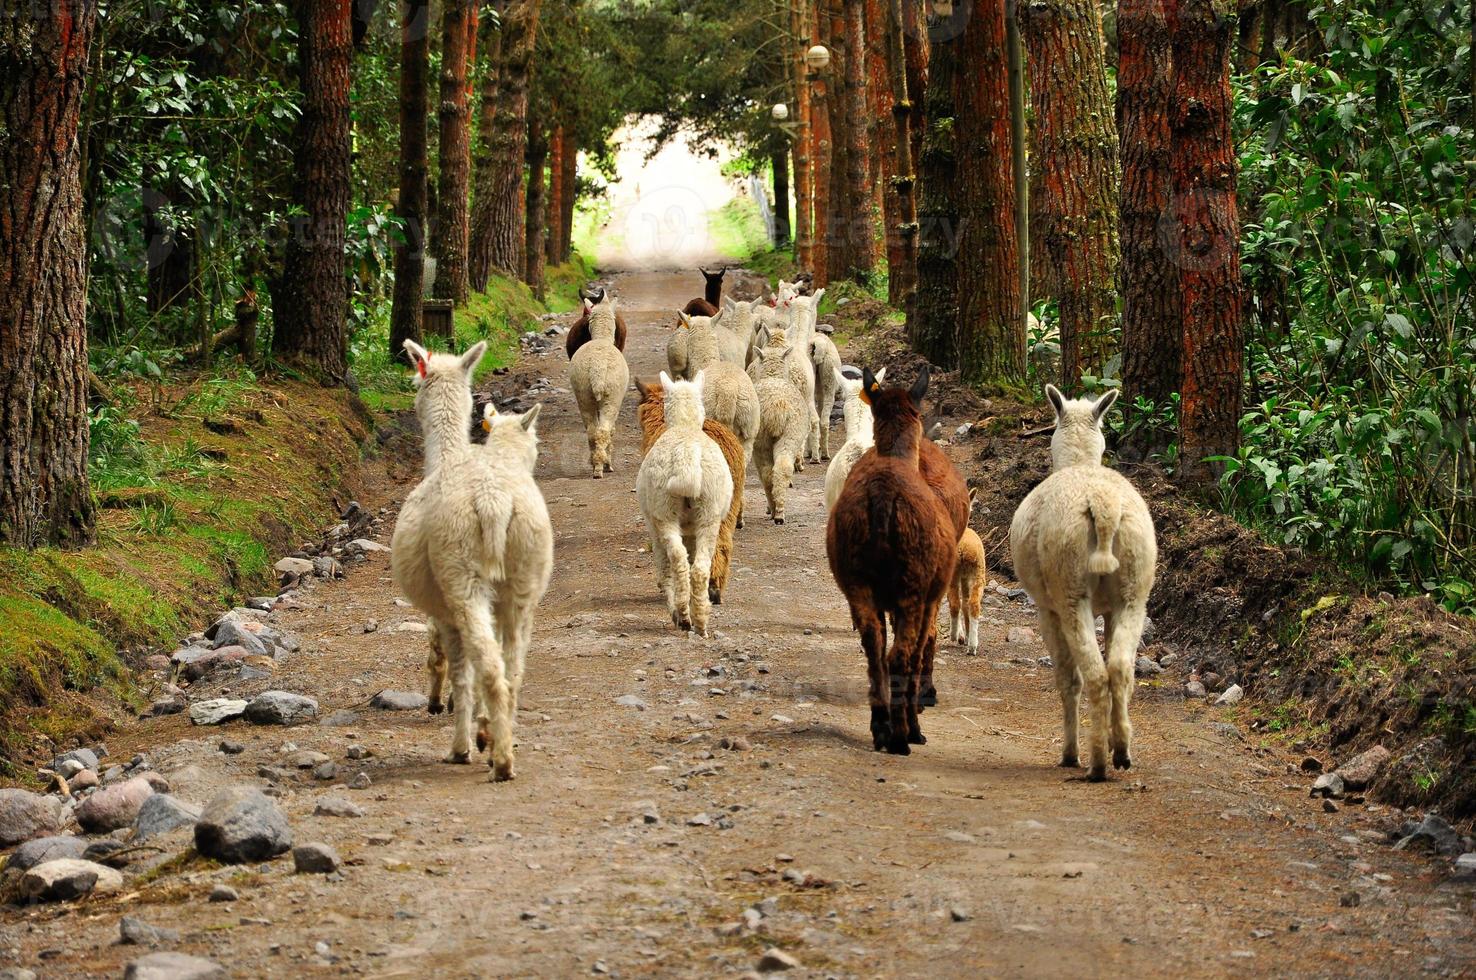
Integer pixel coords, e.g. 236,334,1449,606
637,380,743,602
566,287,628,359
678,267,725,318
1009,386,1157,781
810,332,843,459
392,343,553,781
824,367,885,510
714,299,758,366
826,367,957,754
750,336,810,524
748,304,786,365
636,372,734,636
674,313,761,490
784,290,826,461
568,292,629,478
949,490,986,655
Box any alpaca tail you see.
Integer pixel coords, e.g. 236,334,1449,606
667,443,704,499
1085,490,1122,576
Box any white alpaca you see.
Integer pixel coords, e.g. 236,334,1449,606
678,312,760,505
1009,386,1157,782
823,367,885,510
750,336,810,525
809,331,843,459
392,341,554,781
748,304,786,365
569,293,629,478
784,290,825,462
713,301,755,366
637,372,734,637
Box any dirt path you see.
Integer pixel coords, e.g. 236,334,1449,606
6,270,1474,979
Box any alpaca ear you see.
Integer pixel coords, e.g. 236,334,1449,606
481,404,495,433
833,367,847,388
1092,387,1120,423
875,366,888,384
459,340,488,375
678,312,692,329
520,403,542,432
660,371,674,392
812,287,826,306
402,339,430,380
967,487,978,512
635,378,656,403
1045,384,1066,419
909,365,930,405
860,367,880,405
722,296,735,311
692,370,705,397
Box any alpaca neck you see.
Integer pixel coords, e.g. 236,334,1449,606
874,418,920,464
704,281,721,305
844,401,873,443
588,307,617,341
1051,434,1103,471
421,395,471,471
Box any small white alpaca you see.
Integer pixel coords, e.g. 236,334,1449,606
392,341,554,781
809,331,843,459
750,334,810,524
637,372,734,637
823,367,885,510
1009,386,1157,781
713,300,755,366
569,292,629,478
784,290,825,462
748,304,785,365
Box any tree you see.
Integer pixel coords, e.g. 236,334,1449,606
954,0,1024,387
1118,0,1181,442
433,0,473,304
881,0,918,314
792,0,815,273
839,0,873,280
391,0,432,355
0,0,97,547
546,123,566,264
1023,0,1121,386
911,3,962,366
1167,0,1243,480
524,122,548,299
273,0,353,382
771,149,792,245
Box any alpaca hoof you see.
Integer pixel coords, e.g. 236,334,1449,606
885,738,912,756
1087,764,1108,782
491,760,515,782
427,700,445,716
870,709,890,751
907,729,927,746
918,686,938,709
603,461,613,473
773,517,785,525
592,471,603,480
443,750,471,765
708,584,721,604
1113,749,1132,770
476,730,489,753
1060,753,1080,769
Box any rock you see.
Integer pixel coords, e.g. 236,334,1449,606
1300,756,1323,773
76,776,155,833
950,906,972,922
19,858,124,901
312,556,342,578
53,747,99,772
313,761,338,781
346,745,372,760
1184,680,1207,699
1310,773,1345,799
1333,745,1390,791
371,690,429,711
71,768,99,790
1158,651,1178,668
120,916,181,946
0,968,37,980
756,947,801,972
1339,891,1360,908
1134,656,1163,677
82,840,132,867
245,596,276,612
1202,671,1224,691
1453,853,1476,880
208,884,238,903
1006,626,1037,645
219,739,246,755
1214,684,1244,706
148,697,187,717
56,759,86,779
313,797,365,818
133,794,201,840
4,835,88,871
211,620,269,657
293,842,342,874
194,787,292,863
348,772,372,790
1322,799,1339,813
615,694,648,710
0,790,64,847
290,751,331,769
718,736,752,752
351,538,390,553
274,557,315,577
1394,813,1465,856
123,952,226,979
686,813,713,827
190,699,248,727
244,690,318,726
320,709,361,727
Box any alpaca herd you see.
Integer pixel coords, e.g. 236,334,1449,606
390,268,1157,784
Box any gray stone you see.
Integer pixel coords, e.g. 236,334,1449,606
320,709,361,727
75,776,155,833
210,619,268,657
756,947,801,972
1333,745,1390,791
1214,684,1244,706
1394,813,1466,857
123,952,226,980
190,699,247,726
120,916,181,946
1006,626,1037,645
133,794,201,840
208,884,238,903
615,694,648,710
371,690,430,711
4,835,88,872
347,772,372,790
1453,853,1476,880
56,759,86,779
274,557,315,577
0,969,37,980
290,751,331,769
313,797,364,818
313,556,342,578
148,697,187,717
218,739,246,755
1134,656,1163,677
72,768,99,790
345,745,372,760
950,906,972,922
313,761,338,781
1184,680,1207,699
245,596,276,611
1310,773,1345,799
53,747,99,772
244,691,318,726
194,787,292,863
82,839,132,867
293,842,342,873
351,538,390,553
19,858,124,901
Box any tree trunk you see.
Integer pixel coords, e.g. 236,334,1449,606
842,0,874,279
883,0,917,314
955,0,1024,388
1023,0,1121,387
911,6,961,366
524,125,547,299
793,0,814,273
902,0,929,181
274,0,353,382
810,0,832,287
771,149,792,246
391,0,432,353
469,0,541,289
824,0,854,283
432,0,472,304
0,0,97,547
558,139,576,262
1168,0,1243,482
1118,0,1181,437
865,0,891,230
546,123,564,265
1006,0,1030,350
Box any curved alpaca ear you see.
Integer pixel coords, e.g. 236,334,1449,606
875,366,888,384
635,377,656,402
1092,387,1120,423
678,312,692,329
860,367,880,405
692,370,706,397
660,371,675,392
459,340,488,375
967,486,978,512
520,403,542,432
910,365,930,405
812,287,826,306
481,404,496,432
722,296,735,312
1045,384,1066,419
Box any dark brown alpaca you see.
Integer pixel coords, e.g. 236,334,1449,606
679,266,726,316
826,367,957,754
565,287,628,359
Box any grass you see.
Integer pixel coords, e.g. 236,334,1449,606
707,197,773,263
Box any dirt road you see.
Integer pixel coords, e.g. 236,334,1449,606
4,270,1473,979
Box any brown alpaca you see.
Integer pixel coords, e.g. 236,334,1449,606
566,288,628,360
826,367,957,755
680,297,718,318
636,379,743,604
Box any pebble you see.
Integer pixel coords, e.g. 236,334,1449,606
1006,626,1037,645
19,858,125,901
1184,680,1207,699
1310,773,1345,799
313,761,339,781
293,842,342,874
348,772,373,790
122,952,226,979
76,776,156,833
273,557,315,577
190,699,248,727
1214,684,1244,706
53,747,100,772
244,691,319,726
615,694,648,710
0,789,65,846
314,797,365,818
194,787,293,863
1333,745,1390,790
1134,656,1163,677
1322,799,1339,813
291,751,332,769
687,813,713,827
133,794,202,839
219,739,246,755
951,906,972,922
756,947,801,972
208,884,239,903
346,745,372,760
371,690,429,711
120,916,182,946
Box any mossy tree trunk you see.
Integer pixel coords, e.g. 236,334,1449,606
432,0,473,305
391,0,432,354
911,5,960,367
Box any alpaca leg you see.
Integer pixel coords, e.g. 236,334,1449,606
1067,602,1110,781
966,576,983,655
708,515,732,605
586,427,601,480
494,589,536,739
886,611,924,755
1040,612,1080,768
754,442,776,518
463,599,515,781
1107,603,1147,770
855,603,890,751
426,618,448,715
917,594,943,714
948,579,963,644
770,453,794,525
598,403,618,473
441,624,474,764
804,406,821,463
658,527,691,630
689,526,717,637
737,440,753,528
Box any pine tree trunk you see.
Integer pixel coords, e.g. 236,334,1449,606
274,0,353,382
432,0,472,304
1118,0,1181,436
0,0,97,547
792,0,815,274
469,0,541,288
902,0,929,180
883,0,917,313
524,125,547,299
824,0,854,283
810,0,832,287
865,0,891,229
955,0,1024,388
391,0,432,353
843,0,874,278
558,140,576,262
911,8,960,366
771,149,792,245
1023,0,1121,387
546,123,564,265
1168,0,1243,481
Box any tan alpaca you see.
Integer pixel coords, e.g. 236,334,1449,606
824,367,885,510
1009,386,1157,781
569,292,629,478
809,331,843,459
949,490,986,655
750,334,810,525
783,290,825,462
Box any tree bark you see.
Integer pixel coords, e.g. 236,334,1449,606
274,0,353,382
1118,0,1181,434
0,0,97,547
1006,0,1030,350
524,124,547,299
955,0,1025,388
823,0,854,283
771,149,792,246
901,0,929,181
792,0,815,274
546,123,564,265
842,0,874,279
469,0,541,288
558,138,576,262
883,0,918,314
865,0,891,229
1167,0,1243,481
432,0,472,304
1023,0,1121,386
391,0,432,352
810,0,832,286
911,5,961,366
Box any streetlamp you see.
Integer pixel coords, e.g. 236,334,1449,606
771,102,790,122
805,44,830,72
